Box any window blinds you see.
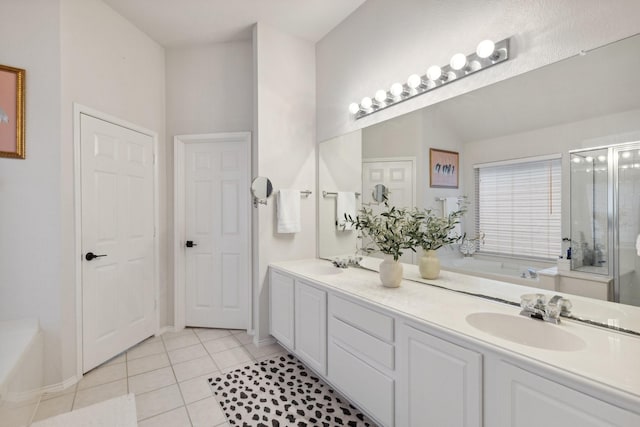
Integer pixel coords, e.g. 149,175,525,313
475,157,561,260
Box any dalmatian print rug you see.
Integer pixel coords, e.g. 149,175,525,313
209,354,377,427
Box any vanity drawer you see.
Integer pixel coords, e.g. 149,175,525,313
329,294,394,342
330,316,394,370
328,338,394,427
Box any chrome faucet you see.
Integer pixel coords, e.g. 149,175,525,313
520,294,572,324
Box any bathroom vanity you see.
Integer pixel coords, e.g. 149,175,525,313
269,259,640,427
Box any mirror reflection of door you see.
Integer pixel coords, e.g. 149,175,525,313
362,158,416,264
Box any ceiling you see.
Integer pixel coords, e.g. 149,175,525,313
102,0,366,47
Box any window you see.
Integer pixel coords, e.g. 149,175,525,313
475,155,561,260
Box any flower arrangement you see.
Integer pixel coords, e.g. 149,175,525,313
345,201,420,261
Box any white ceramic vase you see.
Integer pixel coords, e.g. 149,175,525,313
379,254,403,288
419,249,440,279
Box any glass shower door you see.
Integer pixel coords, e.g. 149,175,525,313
615,143,640,305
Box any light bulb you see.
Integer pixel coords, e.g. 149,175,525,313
446,71,457,81
390,82,404,97
361,97,373,109
597,155,607,162
375,90,388,103
407,74,422,89
348,102,360,115
426,65,442,81
585,156,593,162
450,53,468,70
476,40,496,59
572,157,581,164
622,151,631,159
469,60,482,72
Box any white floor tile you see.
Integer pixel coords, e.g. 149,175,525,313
103,353,126,367
32,393,75,422
187,396,227,427
194,328,231,342
211,346,253,370
164,334,200,351
135,384,184,421
203,336,242,354
127,352,170,376
127,340,166,361
77,363,127,390
161,328,195,340
173,355,218,382
244,342,284,359
233,331,253,345
137,406,192,427
178,373,216,404
228,329,246,335
73,379,127,410
168,343,208,365
128,366,176,395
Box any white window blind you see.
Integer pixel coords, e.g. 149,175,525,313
475,157,561,260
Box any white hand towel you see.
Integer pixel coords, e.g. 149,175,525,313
277,189,301,233
445,196,462,237
336,191,356,231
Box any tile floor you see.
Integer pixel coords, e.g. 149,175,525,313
32,328,286,426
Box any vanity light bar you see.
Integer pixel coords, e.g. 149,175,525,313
349,38,511,119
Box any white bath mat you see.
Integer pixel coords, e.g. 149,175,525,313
31,393,137,427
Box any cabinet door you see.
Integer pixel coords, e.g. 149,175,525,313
491,361,640,427
294,280,327,375
269,270,294,349
398,324,482,427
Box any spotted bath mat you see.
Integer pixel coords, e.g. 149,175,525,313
209,354,377,426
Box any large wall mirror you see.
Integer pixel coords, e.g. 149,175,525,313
318,34,640,331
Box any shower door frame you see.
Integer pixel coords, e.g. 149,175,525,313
611,140,640,304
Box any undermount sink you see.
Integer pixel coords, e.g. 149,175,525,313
466,312,587,352
304,264,345,276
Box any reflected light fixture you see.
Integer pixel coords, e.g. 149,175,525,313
348,37,511,119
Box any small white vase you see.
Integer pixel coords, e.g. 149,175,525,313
419,249,440,280
379,254,403,288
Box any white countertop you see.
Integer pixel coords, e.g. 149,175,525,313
270,258,640,401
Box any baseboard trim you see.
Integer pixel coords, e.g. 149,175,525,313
255,336,276,347
4,375,79,403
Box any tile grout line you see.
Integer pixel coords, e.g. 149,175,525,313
160,329,195,427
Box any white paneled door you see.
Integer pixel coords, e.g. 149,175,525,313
184,136,250,329
81,114,156,373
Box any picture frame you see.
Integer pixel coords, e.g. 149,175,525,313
429,148,459,188
0,64,26,159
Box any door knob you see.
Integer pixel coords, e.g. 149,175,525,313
186,240,197,248
85,252,107,261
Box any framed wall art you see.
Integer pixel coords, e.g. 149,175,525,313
430,148,459,188
0,64,25,159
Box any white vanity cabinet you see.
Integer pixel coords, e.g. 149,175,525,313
269,270,327,374
486,360,640,427
327,294,396,427
397,322,482,427
268,262,640,427
294,280,327,375
269,270,295,349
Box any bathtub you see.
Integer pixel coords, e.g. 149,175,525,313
0,318,44,427
439,257,555,289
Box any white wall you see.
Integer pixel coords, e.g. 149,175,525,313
316,0,640,142
253,23,316,341
59,0,165,383
165,41,253,325
318,131,361,259
0,0,63,385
